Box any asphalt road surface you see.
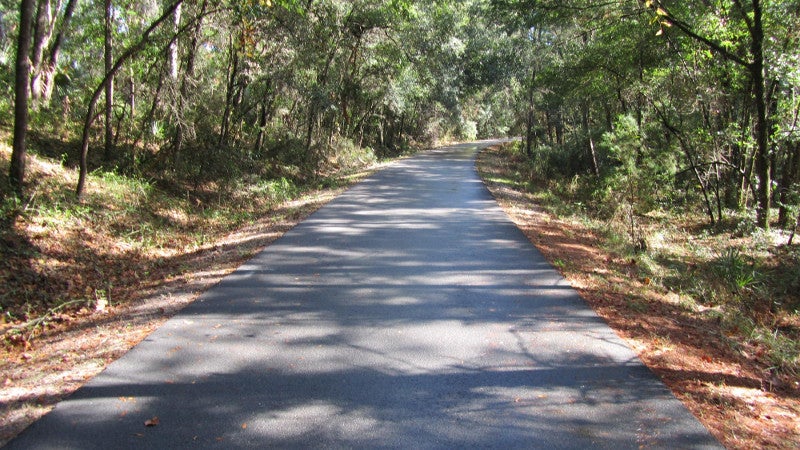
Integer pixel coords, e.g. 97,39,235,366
9,141,721,449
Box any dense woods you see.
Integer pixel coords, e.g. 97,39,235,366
2,0,520,199
2,0,798,228
491,0,799,233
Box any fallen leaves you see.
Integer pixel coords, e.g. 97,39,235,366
144,416,159,427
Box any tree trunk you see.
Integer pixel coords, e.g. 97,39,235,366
30,0,55,103
655,106,716,225
77,1,185,198
734,99,752,208
525,107,534,158
10,0,36,194
583,105,599,176
103,0,114,162
220,35,239,146
555,109,564,147
255,103,268,155
648,0,773,228
751,0,771,229
789,209,800,245
38,0,76,105
173,0,206,167
778,141,800,228
524,70,536,158
168,1,181,81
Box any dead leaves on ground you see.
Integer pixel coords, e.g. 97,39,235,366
144,416,159,427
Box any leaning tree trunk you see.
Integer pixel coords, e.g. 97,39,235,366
645,0,774,228
76,1,185,198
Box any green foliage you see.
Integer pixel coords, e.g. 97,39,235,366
250,177,299,205
712,248,760,293
482,142,800,379
458,118,478,141
0,193,21,222
331,137,377,170
1,0,532,208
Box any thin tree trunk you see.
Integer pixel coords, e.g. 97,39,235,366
255,103,268,154
103,0,114,162
398,112,405,147
751,0,771,229
685,144,716,225
789,210,800,245
734,99,752,208
172,0,206,166
649,0,772,228
583,105,599,176
168,1,181,81
555,109,564,147
655,107,716,224
712,162,723,223
10,0,36,194
779,141,800,228
77,1,185,198
220,35,239,146
525,70,535,158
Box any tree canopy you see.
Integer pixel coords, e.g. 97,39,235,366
1,0,799,231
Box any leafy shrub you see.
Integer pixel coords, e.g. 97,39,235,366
332,137,377,171
459,118,478,141
712,247,760,292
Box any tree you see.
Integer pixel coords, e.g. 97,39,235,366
30,0,78,106
643,0,775,228
76,0,185,198
104,0,114,161
9,0,36,195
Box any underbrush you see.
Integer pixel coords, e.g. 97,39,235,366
493,142,800,381
0,136,382,347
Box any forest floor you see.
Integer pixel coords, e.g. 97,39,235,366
1,141,798,448
476,143,800,449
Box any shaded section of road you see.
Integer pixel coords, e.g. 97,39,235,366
8,141,720,449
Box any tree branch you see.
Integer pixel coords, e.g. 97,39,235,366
645,1,750,69
76,1,186,198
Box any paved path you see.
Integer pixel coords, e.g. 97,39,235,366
9,141,720,449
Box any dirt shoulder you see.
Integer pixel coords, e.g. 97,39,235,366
476,144,799,449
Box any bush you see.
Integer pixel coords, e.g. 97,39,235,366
459,118,478,141
332,137,376,171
